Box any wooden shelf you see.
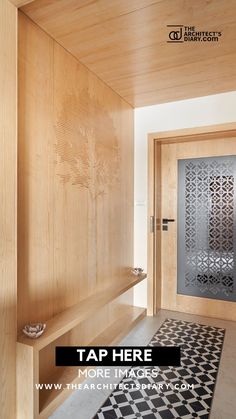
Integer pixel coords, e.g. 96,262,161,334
38,305,146,418
17,274,146,419
17,273,146,351
18,274,147,351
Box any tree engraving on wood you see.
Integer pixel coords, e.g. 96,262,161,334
54,91,121,197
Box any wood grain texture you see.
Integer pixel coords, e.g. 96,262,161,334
147,138,161,315
18,11,134,328
17,344,39,419
0,1,17,418
161,137,236,321
152,123,236,143
17,13,141,418
20,0,236,106
9,0,36,7
17,273,146,350
147,136,155,315
153,141,162,313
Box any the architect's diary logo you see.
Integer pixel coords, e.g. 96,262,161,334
167,25,222,43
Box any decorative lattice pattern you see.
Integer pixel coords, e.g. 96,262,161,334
183,157,235,298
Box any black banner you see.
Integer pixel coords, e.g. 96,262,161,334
55,346,181,367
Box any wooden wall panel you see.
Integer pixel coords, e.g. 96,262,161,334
0,1,17,418
18,13,134,330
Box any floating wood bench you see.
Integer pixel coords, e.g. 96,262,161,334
17,273,147,419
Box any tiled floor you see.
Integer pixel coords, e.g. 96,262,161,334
94,318,225,419
50,310,236,419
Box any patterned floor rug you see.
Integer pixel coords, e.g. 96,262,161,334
94,318,225,419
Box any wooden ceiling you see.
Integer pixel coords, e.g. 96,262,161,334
18,0,236,107
10,0,34,6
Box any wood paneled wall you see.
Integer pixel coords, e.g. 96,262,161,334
0,1,17,418
18,13,134,330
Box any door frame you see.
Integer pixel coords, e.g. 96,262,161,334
147,122,236,316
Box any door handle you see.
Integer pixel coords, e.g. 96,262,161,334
162,218,175,224
162,218,175,231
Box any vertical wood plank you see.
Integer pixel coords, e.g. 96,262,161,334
17,344,39,419
154,141,162,312
147,137,161,315
147,136,155,315
0,1,17,418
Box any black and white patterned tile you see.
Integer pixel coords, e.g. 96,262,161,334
94,318,225,419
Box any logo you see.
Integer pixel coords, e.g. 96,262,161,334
168,25,183,43
167,25,222,43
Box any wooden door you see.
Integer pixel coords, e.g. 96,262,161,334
160,137,236,321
